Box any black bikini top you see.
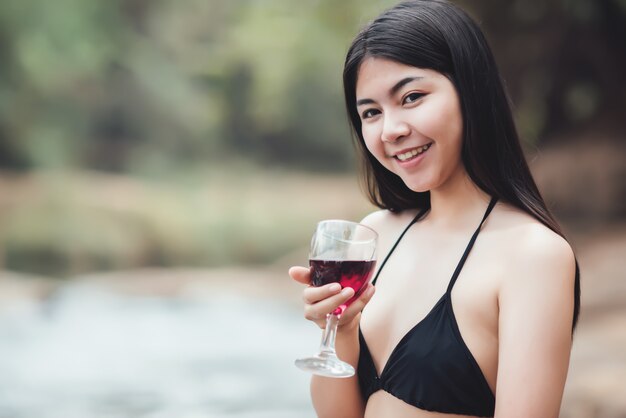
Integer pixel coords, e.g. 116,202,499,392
358,198,498,417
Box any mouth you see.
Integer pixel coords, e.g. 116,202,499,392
393,143,432,162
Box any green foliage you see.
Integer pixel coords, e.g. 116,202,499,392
2,0,622,172
0,0,624,277
0,0,400,174
0,168,373,278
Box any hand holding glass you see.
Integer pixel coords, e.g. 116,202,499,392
295,220,377,378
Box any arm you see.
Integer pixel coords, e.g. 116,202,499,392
494,230,576,417
290,266,375,418
291,210,386,417
310,315,367,418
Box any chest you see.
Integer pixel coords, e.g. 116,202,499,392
360,230,499,374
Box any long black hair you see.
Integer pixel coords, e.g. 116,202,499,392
343,0,580,329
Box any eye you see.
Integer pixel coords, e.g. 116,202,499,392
361,108,381,119
403,92,425,104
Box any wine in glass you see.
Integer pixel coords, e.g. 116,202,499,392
295,220,377,378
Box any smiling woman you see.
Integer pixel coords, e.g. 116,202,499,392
289,1,580,418
356,62,463,194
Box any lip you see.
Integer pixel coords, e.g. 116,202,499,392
388,143,433,158
391,142,432,168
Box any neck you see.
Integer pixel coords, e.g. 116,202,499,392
427,170,492,229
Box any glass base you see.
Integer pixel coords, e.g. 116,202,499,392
295,351,355,378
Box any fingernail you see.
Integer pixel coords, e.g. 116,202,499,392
329,283,341,292
341,287,354,296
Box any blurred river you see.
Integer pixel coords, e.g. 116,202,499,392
0,279,318,418
2,221,625,418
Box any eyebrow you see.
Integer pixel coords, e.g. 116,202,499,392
356,76,425,107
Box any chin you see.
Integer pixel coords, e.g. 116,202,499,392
403,181,432,193
396,173,427,191
400,171,443,193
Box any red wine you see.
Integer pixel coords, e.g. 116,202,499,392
309,259,376,312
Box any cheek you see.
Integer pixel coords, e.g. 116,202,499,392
414,98,463,141
361,126,395,170
361,125,382,155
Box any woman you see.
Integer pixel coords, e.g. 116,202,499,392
289,1,580,417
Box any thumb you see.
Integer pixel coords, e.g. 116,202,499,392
289,266,311,286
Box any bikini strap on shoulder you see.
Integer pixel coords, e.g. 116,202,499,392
446,197,498,293
371,205,430,286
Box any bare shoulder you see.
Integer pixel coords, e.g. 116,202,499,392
359,209,391,228
359,208,422,251
493,203,578,416
359,208,419,231
489,202,576,290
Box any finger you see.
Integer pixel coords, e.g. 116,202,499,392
302,282,342,304
289,266,311,285
304,287,355,321
342,284,376,318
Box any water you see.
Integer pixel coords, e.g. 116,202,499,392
0,280,318,418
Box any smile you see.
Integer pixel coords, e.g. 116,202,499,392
394,143,432,161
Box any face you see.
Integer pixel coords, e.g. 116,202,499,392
355,57,465,193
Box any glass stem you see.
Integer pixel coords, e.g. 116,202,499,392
319,313,340,356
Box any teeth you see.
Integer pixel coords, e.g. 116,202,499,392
396,144,431,161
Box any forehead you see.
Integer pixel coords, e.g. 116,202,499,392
356,57,439,95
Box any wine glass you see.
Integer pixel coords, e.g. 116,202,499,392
295,220,377,378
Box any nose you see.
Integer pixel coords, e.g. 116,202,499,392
381,113,410,143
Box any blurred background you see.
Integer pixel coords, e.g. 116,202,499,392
0,0,624,417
